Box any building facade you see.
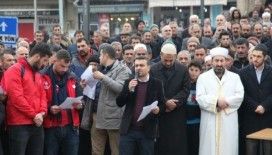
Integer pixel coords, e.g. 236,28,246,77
0,0,77,42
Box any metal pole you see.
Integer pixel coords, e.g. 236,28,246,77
58,0,64,31
83,0,90,42
200,0,205,25
34,0,37,32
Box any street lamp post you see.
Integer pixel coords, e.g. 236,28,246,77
59,0,64,31
34,0,37,32
83,0,90,42
200,0,205,25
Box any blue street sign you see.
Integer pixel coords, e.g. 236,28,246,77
0,16,18,47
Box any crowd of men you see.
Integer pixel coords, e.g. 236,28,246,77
1,1,272,155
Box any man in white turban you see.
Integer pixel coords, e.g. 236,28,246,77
196,47,244,155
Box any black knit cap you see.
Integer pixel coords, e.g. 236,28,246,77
136,20,145,28
87,54,100,65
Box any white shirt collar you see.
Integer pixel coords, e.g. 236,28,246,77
254,64,265,72
138,74,150,82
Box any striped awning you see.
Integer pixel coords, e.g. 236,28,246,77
149,0,228,7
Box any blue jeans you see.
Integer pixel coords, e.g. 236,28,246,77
119,130,154,155
44,125,79,155
8,125,44,155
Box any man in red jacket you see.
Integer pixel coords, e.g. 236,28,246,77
42,49,82,155
3,43,52,155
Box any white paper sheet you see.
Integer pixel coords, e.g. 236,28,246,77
137,101,158,122
59,96,83,109
81,66,93,83
83,85,96,100
81,66,98,99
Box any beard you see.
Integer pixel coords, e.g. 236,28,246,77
32,61,43,71
79,50,88,57
214,66,225,75
241,33,250,39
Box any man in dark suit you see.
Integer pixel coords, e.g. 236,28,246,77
239,44,272,155
117,56,165,155
150,42,190,155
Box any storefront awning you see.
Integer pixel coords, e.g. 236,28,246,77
149,0,227,7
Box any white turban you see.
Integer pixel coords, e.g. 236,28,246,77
161,43,177,55
210,47,228,58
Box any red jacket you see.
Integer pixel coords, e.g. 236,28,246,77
3,58,47,125
42,73,80,128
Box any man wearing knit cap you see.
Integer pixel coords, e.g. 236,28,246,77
150,24,164,50
149,25,164,59
135,20,145,36
150,42,190,155
196,47,244,155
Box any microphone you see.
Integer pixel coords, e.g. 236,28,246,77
131,72,138,92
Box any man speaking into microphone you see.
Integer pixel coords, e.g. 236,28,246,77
117,56,165,155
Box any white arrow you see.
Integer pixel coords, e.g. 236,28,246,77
0,22,8,32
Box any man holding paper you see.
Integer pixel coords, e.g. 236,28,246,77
117,56,165,155
92,43,131,155
41,50,83,155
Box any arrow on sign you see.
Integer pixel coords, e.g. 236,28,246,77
0,22,8,32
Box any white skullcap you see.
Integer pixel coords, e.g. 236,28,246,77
262,12,271,18
210,47,228,58
134,43,147,51
204,55,212,62
229,7,237,13
161,43,177,55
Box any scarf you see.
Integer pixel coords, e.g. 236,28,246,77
48,66,69,121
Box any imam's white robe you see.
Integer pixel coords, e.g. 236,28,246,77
196,69,244,155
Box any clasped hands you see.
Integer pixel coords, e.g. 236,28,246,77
33,112,45,127
165,99,178,112
217,97,229,112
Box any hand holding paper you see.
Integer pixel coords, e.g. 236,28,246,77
137,101,158,122
59,96,83,109
81,66,98,99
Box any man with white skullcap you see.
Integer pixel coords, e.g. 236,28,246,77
196,47,244,155
150,41,190,155
204,55,212,71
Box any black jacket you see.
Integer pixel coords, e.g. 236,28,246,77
150,61,190,155
239,64,272,136
116,76,165,139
